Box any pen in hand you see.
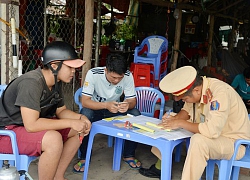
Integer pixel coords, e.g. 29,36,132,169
167,109,173,118
162,109,173,122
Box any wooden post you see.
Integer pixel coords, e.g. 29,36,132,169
229,11,236,53
207,15,214,67
171,8,182,71
81,0,94,86
94,0,101,67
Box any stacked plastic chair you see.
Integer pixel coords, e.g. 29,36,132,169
130,63,152,87
133,35,168,89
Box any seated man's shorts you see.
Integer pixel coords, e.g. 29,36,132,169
0,125,70,156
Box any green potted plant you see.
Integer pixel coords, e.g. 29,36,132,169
101,35,110,46
115,23,135,50
115,23,135,41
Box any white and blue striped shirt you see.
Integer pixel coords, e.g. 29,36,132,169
82,67,136,102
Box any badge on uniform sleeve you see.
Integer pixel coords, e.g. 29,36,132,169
210,100,220,110
84,81,89,87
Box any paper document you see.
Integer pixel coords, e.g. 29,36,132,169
103,115,132,121
119,115,194,140
132,123,155,133
146,122,172,132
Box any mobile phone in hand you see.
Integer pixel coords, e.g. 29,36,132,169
119,102,128,104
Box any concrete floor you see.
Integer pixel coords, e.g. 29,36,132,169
27,134,250,180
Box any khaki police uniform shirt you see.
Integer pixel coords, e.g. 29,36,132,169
182,77,250,140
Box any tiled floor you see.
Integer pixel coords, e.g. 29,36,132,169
28,134,250,180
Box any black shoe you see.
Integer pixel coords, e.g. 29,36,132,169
139,164,161,178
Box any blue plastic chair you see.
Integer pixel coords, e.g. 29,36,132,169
74,87,113,149
135,86,185,163
135,86,165,119
0,85,37,179
74,87,83,112
206,140,250,180
205,114,250,180
0,130,37,179
134,35,168,85
0,84,7,97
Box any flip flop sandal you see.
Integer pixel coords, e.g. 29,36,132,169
124,159,142,169
73,161,85,173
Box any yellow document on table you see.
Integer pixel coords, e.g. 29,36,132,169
132,123,155,133
103,115,132,122
146,122,162,128
146,122,172,132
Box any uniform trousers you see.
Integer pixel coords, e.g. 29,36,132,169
181,133,246,180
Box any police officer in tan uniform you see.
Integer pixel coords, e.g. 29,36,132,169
139,66,250,180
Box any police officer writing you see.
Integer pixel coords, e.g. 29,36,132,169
0,41,91,180
139,66,250,179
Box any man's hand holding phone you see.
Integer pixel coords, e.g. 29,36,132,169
118,101,129,113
